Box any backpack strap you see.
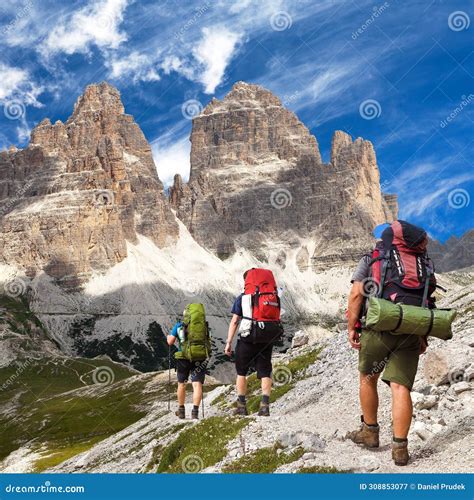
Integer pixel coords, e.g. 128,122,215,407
378,249,391,298
421,261,432,308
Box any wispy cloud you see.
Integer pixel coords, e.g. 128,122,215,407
41,0,129,57
0,63,42,105
192,26,243,94
109,51,160,83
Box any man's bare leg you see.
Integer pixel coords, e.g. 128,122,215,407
360,373,380,425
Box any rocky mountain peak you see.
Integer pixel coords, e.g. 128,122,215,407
0,82,178,288
69,82,125,120
203,81,282,115
173,82,397,266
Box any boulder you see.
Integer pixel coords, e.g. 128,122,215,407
291,331,309,348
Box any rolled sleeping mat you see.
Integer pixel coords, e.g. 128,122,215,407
365,297,456,340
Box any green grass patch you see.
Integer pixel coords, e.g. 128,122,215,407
223,445,304,473
286,347,322,374
157,416,250,473
244,347,322,414
0,361,154,462
298,465,348,473
33,435,105,472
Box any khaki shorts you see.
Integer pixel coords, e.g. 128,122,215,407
358,329,421,390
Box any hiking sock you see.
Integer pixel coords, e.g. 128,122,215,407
262,395,270,404
193,405,199,413
393,437,408,443
238,395,246,404
362,416,378,427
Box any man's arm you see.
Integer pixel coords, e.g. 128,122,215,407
347,281,364,350
167,323,179,346
225,314,240,356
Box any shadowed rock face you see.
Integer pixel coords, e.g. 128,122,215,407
0,82,178,289
429,230,474,272
171,81,398,265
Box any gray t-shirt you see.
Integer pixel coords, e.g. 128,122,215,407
351,255,371,283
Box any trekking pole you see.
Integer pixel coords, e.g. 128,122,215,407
201,391,205,419
167,344,171,412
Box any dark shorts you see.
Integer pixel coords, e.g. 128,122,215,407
235,340,273,379
358,329,421,390
176,359,206,384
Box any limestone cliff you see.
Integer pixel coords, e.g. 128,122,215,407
171,82,398,267
0,83,178,288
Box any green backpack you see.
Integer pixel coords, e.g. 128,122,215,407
176,303,211,362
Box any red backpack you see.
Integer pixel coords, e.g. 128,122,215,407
243,268,283,343
369,220,437,307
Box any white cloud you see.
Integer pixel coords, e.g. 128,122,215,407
152,135,191,187
110,51,160,83
16,116,31,144
42,0,129,56
0,63,43,107
400,171,474,218
192,26,242,94
0,64,28,100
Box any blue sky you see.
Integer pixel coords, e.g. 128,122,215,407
0,0,472,242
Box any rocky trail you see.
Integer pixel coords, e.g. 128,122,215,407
2,269,470,474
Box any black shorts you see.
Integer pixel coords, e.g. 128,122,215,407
235,340,273,379
176,359,207,383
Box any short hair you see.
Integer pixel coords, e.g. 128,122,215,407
243,270,250,280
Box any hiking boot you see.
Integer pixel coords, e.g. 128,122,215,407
233,400,248,416
175,407,185,419
347,416,379,448
257,402,270,417
392,440,409,466
191,408,199,420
